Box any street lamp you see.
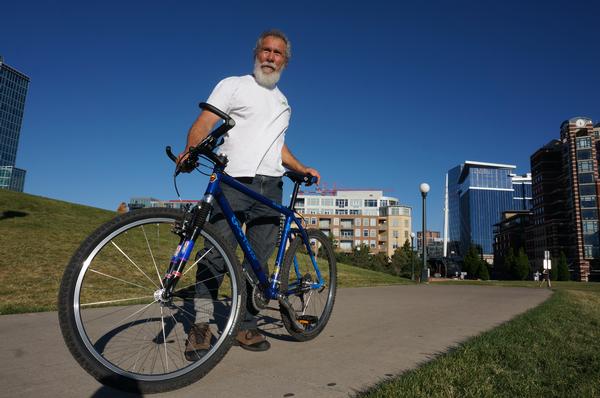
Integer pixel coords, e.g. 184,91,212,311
410,232,416,281
420,183,430,283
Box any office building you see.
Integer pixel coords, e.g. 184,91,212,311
295,189,412,257
529,117,600,281
0,57,29,192
417,230,443,258
445,161,532,260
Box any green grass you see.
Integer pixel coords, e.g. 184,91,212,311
358,281,600,398
0,189,409,315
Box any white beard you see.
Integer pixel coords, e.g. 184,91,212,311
253,59,283,88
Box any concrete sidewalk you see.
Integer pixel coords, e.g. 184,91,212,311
0,285,551,398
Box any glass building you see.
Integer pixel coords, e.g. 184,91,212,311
0,56,30,192
446,161,532,258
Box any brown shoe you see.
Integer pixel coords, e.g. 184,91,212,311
185,323,213,361
234,328,271,352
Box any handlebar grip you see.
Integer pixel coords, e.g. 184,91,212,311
165,146,178,163
199,102,235,126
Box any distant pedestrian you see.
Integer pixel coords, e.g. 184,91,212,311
116,202,128,214
539,268,551,288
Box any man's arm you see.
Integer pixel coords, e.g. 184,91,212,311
177,111,221,170
281,144,321,184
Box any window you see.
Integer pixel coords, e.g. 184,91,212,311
579,160,594,173
370,229,376,237
583,221,598,234
363,229,369,237
334,218,340,225
582,209,598,220
355,229,361,237
350,199,362,207
581,195,597,208
349,209,360,215
391,220,400,227
336,199,348,208
310,217,317,225
393,230,400,238
321,198,334,206
577,137,592,149
333,228,339,236
370,218,377,227
579,173,595,183
364,199,378,207
355,218,361,226
580,185,597,196
577,149,592,160
306,198,320,206
380,200,388,207
335,209,348,215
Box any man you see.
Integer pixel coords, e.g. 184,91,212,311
177,30,320,359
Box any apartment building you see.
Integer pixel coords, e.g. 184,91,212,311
295,189,412,257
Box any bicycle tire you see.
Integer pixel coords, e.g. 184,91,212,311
279,229,337,341
58,208,245,393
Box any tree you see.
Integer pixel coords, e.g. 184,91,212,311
463,245,482,279
514,248,530,280
478,261,490,280
557,251,570,281
504,247,516,280
550,256,559,281
391,240,416,278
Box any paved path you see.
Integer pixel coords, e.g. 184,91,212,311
0,285,551,398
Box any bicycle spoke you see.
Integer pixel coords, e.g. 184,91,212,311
160,307,169,372
176,271,228,292
111,241,159,289
81,295,155,307
182,247,213,277
142,225,165,289
88,269,153,291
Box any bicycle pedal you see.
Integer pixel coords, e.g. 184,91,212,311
297,315,318,327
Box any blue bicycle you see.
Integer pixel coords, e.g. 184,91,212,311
58,102,337,393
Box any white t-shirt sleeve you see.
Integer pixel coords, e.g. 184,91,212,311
206,77,239,114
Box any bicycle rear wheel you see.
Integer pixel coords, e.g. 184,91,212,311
279,229,337,341
58,208,244,393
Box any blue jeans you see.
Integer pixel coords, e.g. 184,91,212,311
194,175,283,329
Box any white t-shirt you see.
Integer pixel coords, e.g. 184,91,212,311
206,75,291,177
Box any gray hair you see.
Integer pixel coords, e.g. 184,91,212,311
254,29,291,63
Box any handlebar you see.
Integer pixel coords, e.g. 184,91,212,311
167,103,236,175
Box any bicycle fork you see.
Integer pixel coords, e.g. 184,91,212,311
157,200,212,302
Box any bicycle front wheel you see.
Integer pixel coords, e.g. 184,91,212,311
279,229,337,341
58,208,244,393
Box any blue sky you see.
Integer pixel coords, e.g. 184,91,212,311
3,0,600,233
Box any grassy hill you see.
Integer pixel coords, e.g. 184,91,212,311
0,189,409,314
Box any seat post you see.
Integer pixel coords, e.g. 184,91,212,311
288,181,301,210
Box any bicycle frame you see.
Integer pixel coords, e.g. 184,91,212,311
201,165,324,301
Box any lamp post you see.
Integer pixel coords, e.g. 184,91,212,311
410,232,415,281
420,183,430,283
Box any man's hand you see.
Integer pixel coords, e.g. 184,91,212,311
176,150,197,173
305,167,321,185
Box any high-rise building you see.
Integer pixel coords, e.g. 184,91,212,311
446,161,532,260
529,117,600,281
0,57,29,192
529,139,571,276
295,189,412,257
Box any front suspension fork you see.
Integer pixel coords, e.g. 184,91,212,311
160,200,212,298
